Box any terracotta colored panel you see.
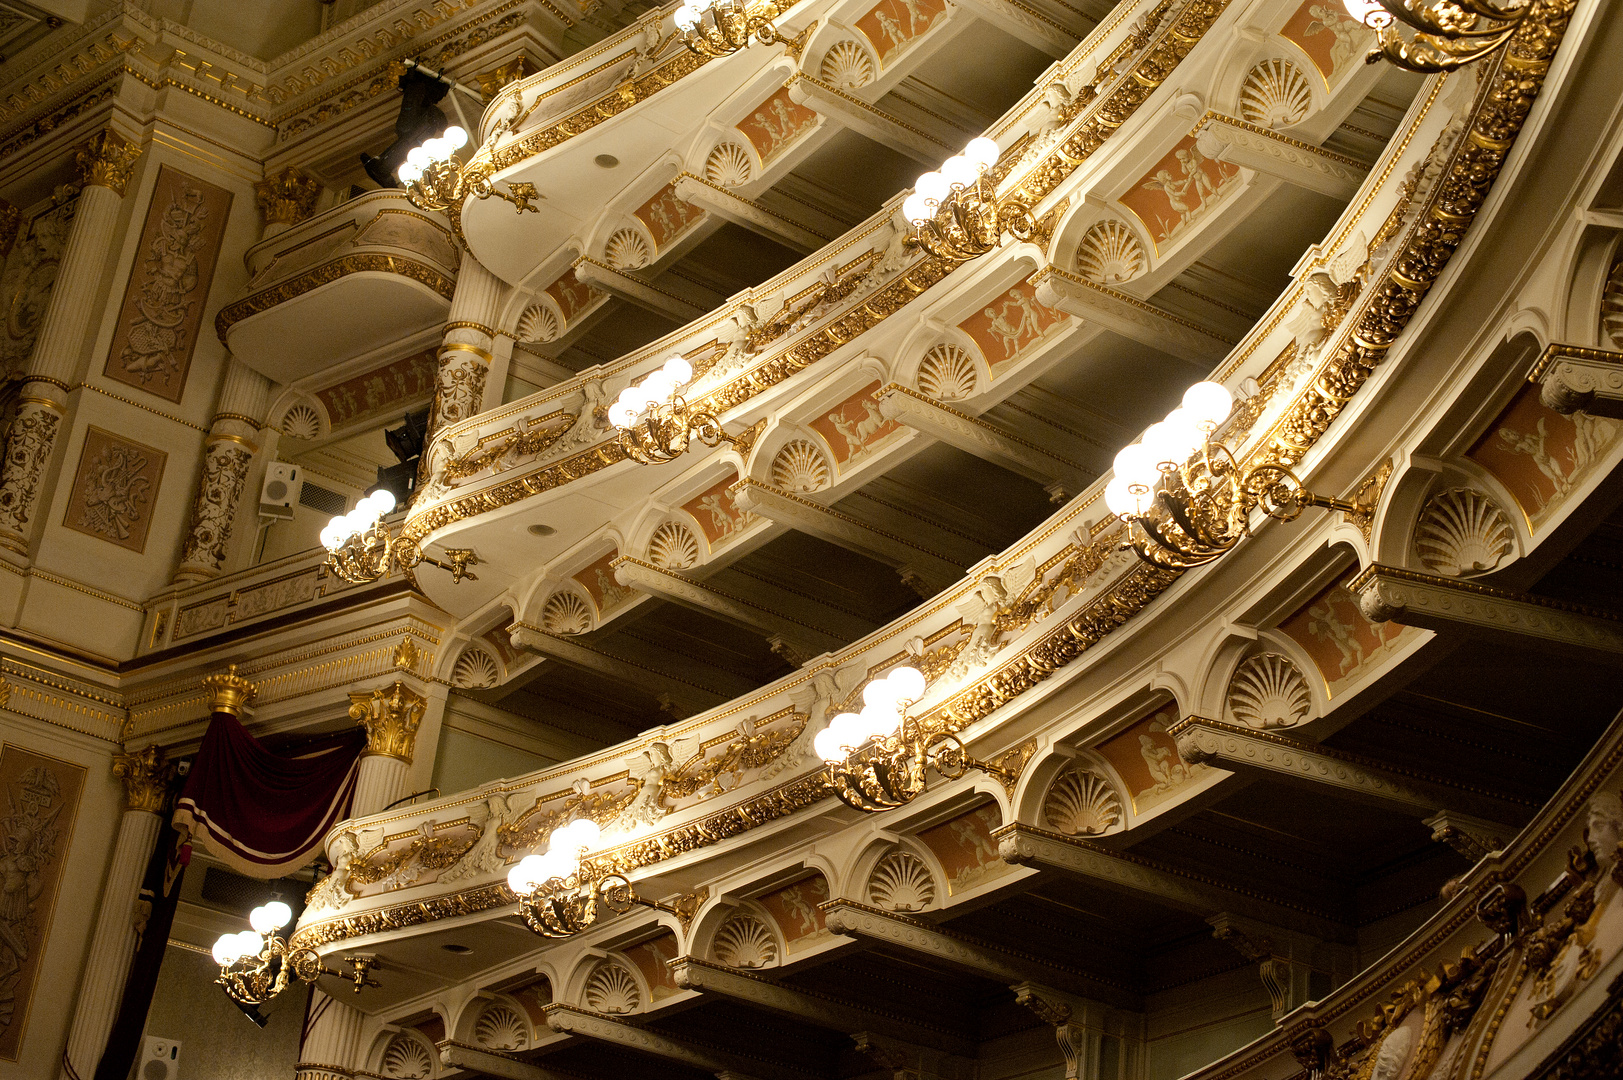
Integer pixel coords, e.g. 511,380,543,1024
1095,701,1205,814
1277,570,1416,697
545,268,602,321
0,743,86,1061
61,426,168,553
916,802,1012,895
682,472,753,547
1467,382,1622,531
103,166,234,403
314,348,437,431
737,88,819,164
634,184,705,250
1120,134,1242,250
806,381,900,468
854,0,948,62
1280,0,1371,82
756,872,831,952
623,931,681,1000
573,549,635,616
958,280,1067,372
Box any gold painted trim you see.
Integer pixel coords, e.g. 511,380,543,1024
438,342,493,364
1525,341,1623,382
205,431,258,453
444,320,498,338
80,382,209,432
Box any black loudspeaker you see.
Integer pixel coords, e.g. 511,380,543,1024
360,66,451,188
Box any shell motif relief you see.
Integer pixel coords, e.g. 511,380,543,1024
583,962,641,1014
820,40,875,89
771,439,831,492
473,1002,529,1051
712,911,779,968
1414,488,1514,577
1239,58,1312,129
916,343,979,400
516,301,561,343
1601,254,1623,350
605,228,651,270
280,403,321,440
1226,653,1311,729
451,646,500,688
541,591,592,634
648,520,701,569
1043,766,1124,835
705,142,754,187
380,1033,434,1079
1076,220,1146,285
867,849,937,912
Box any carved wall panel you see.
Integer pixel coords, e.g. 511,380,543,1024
0,745,84,1061
705,142,754,186
1279,0,1372,82
621,931,681,1003
754,872,832,955
573,550,635,617
1276,569,1417,698
806,381,902,470
736,88,819,164
648,520,700,569
633,183,704,251
1094,701,1206,814
102,166,233,403
958,280,1067,373
353,208,459,268
61,426,168,553
1076,220,1147,284
0,194,75,383
451,646,501,688
853,0,948,63
916,342,979,400
380,1030,435,1078
541,591,592,634
472,1000,529,1051
682,471,753,547
1238,58,1313,128
1119,134,1242,251
1467,382,1620,532
544,268,603,322
819,40,876,89
916,802,1013,895
1603,253,1622,349
314,348,437,432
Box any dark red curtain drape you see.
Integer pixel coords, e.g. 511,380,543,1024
173,713,366,877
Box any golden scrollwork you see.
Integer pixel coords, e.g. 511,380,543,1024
202,663,257,717
75,129,142,196
112,743,175,815
255,166,322,227
349,681,428,763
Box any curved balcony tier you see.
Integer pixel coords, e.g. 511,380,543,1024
216,191,460,384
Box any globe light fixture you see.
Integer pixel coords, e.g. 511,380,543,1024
505,817,690,938
902,138,1033,264
321,488,479,585
1105,382,1376,569
212,901,378,1005
611,355,749,465
817,666,1016,813
1337,0,1533,71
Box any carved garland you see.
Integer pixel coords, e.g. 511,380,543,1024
292,0,1574,953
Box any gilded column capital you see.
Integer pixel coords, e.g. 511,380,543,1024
349,681,427,763
202,663,257,717
255,166,322,228
112,744,174,814
75,130,141,196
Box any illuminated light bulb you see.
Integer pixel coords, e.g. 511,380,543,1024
1105,476,1150,518
263,901,293,929
675,5,700,28
507,854,544,893
641,370,674,402
861,702,902,738
369,488,397,516
914,172,949,206
566,817,601,849
692,0,715,11
320,523,344,551
1142,419,1199,470
939,155,977,190
827,711,863,753
213,934,242,966
249,905,276,935
813,725,845,763
888,666,925,705
422,137,449,161
862,677,901,710
1181,381,1233,430
663,356,693,386
235,931,264,959
406,146,430,168
1112,443,1157,490
901,193,932,225
964,137,999,170
397,162,423,184
444,126,469,149
1339,0,1392,26
609,402,639,429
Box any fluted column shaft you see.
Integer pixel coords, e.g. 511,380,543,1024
0,130,140,554
426,255,501,436
172,359,272,583
59,747,172,1080
294,990,364,1080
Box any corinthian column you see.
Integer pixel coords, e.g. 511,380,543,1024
255,167,321,239
0,129,141,556
58,745,173,1080
426,255,502,436
172,360,272,584
347,681,427,816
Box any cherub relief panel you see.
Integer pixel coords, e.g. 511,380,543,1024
854,0,948,63
0,194,76,384
806,381,901,469
313,348,437,431
682,472,754,547
61,427,167,554
545,268,603,322
1467,382,1621,531
736,89,820,165
1120,135,1242,250
1095,701,1205,814
102,166,233,404
573,550,636,617
755,872,832,953
1280,0,1373,82
622,931,682,1001
1277,570,1417,697
916,802,1013,896
0,744,85,1062
634,184,705,250
958,281,1067,372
